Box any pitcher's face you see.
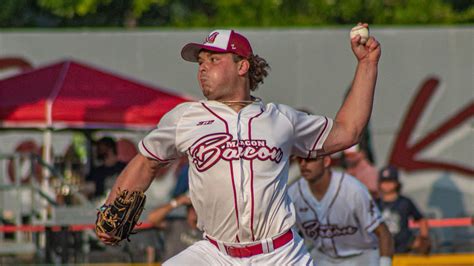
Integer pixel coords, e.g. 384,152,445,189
197,51,240,101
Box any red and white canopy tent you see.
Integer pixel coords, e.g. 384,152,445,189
0,59,190,130
0,59,191,178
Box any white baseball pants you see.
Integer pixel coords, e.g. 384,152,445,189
163,229,313,265
310,248,379,266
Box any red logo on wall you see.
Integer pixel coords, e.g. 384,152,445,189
389,77,473,176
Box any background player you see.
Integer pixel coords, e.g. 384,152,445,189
377,165,431,254
289,156,394,266
97,24,381,265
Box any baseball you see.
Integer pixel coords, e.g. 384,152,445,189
350,25,369,44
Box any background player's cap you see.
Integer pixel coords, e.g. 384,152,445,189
181,29,253,62
379,165,399,182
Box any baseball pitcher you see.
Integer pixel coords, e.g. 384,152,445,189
96,23,381,265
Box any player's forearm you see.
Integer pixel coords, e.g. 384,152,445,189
147,205,174,226
105,154,161,204
379,233,394,257
148,196,189,226
380,232,394,257
418,219,430,237
335,61,378,140
322,61,378,154
374,223,394,258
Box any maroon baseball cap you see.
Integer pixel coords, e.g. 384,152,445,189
181,29,253,62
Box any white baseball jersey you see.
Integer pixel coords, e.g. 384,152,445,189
139,99,333,243
288,171,383,260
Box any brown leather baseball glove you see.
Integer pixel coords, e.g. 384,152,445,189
95,189,146,245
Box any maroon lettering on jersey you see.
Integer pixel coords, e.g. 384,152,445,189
189,133,283,172
302,219,358,240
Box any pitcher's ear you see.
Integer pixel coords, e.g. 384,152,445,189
323,156,332,168
238,59,250,76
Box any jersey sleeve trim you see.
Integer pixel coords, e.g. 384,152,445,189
310,116,329,151
364,215,383,233
139,140,175,162
307,117,333,158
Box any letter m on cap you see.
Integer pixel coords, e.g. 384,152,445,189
205,32,219,44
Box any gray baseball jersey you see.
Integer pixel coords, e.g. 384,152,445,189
139,100,333,243
288,171,383,259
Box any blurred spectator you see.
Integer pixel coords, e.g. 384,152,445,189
147,194,193,228
343,144,378,198
376,165,431,254
84,137,126,199
147,194,201,260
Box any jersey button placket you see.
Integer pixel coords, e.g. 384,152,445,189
237,111,253,241
234,111,246,241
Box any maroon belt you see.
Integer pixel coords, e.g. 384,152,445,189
206,230,293,258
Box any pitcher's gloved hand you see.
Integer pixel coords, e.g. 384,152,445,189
95,189,146,245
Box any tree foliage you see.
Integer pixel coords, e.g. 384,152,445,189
0,0,472,28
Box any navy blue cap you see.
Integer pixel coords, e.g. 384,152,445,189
379,165,399,182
